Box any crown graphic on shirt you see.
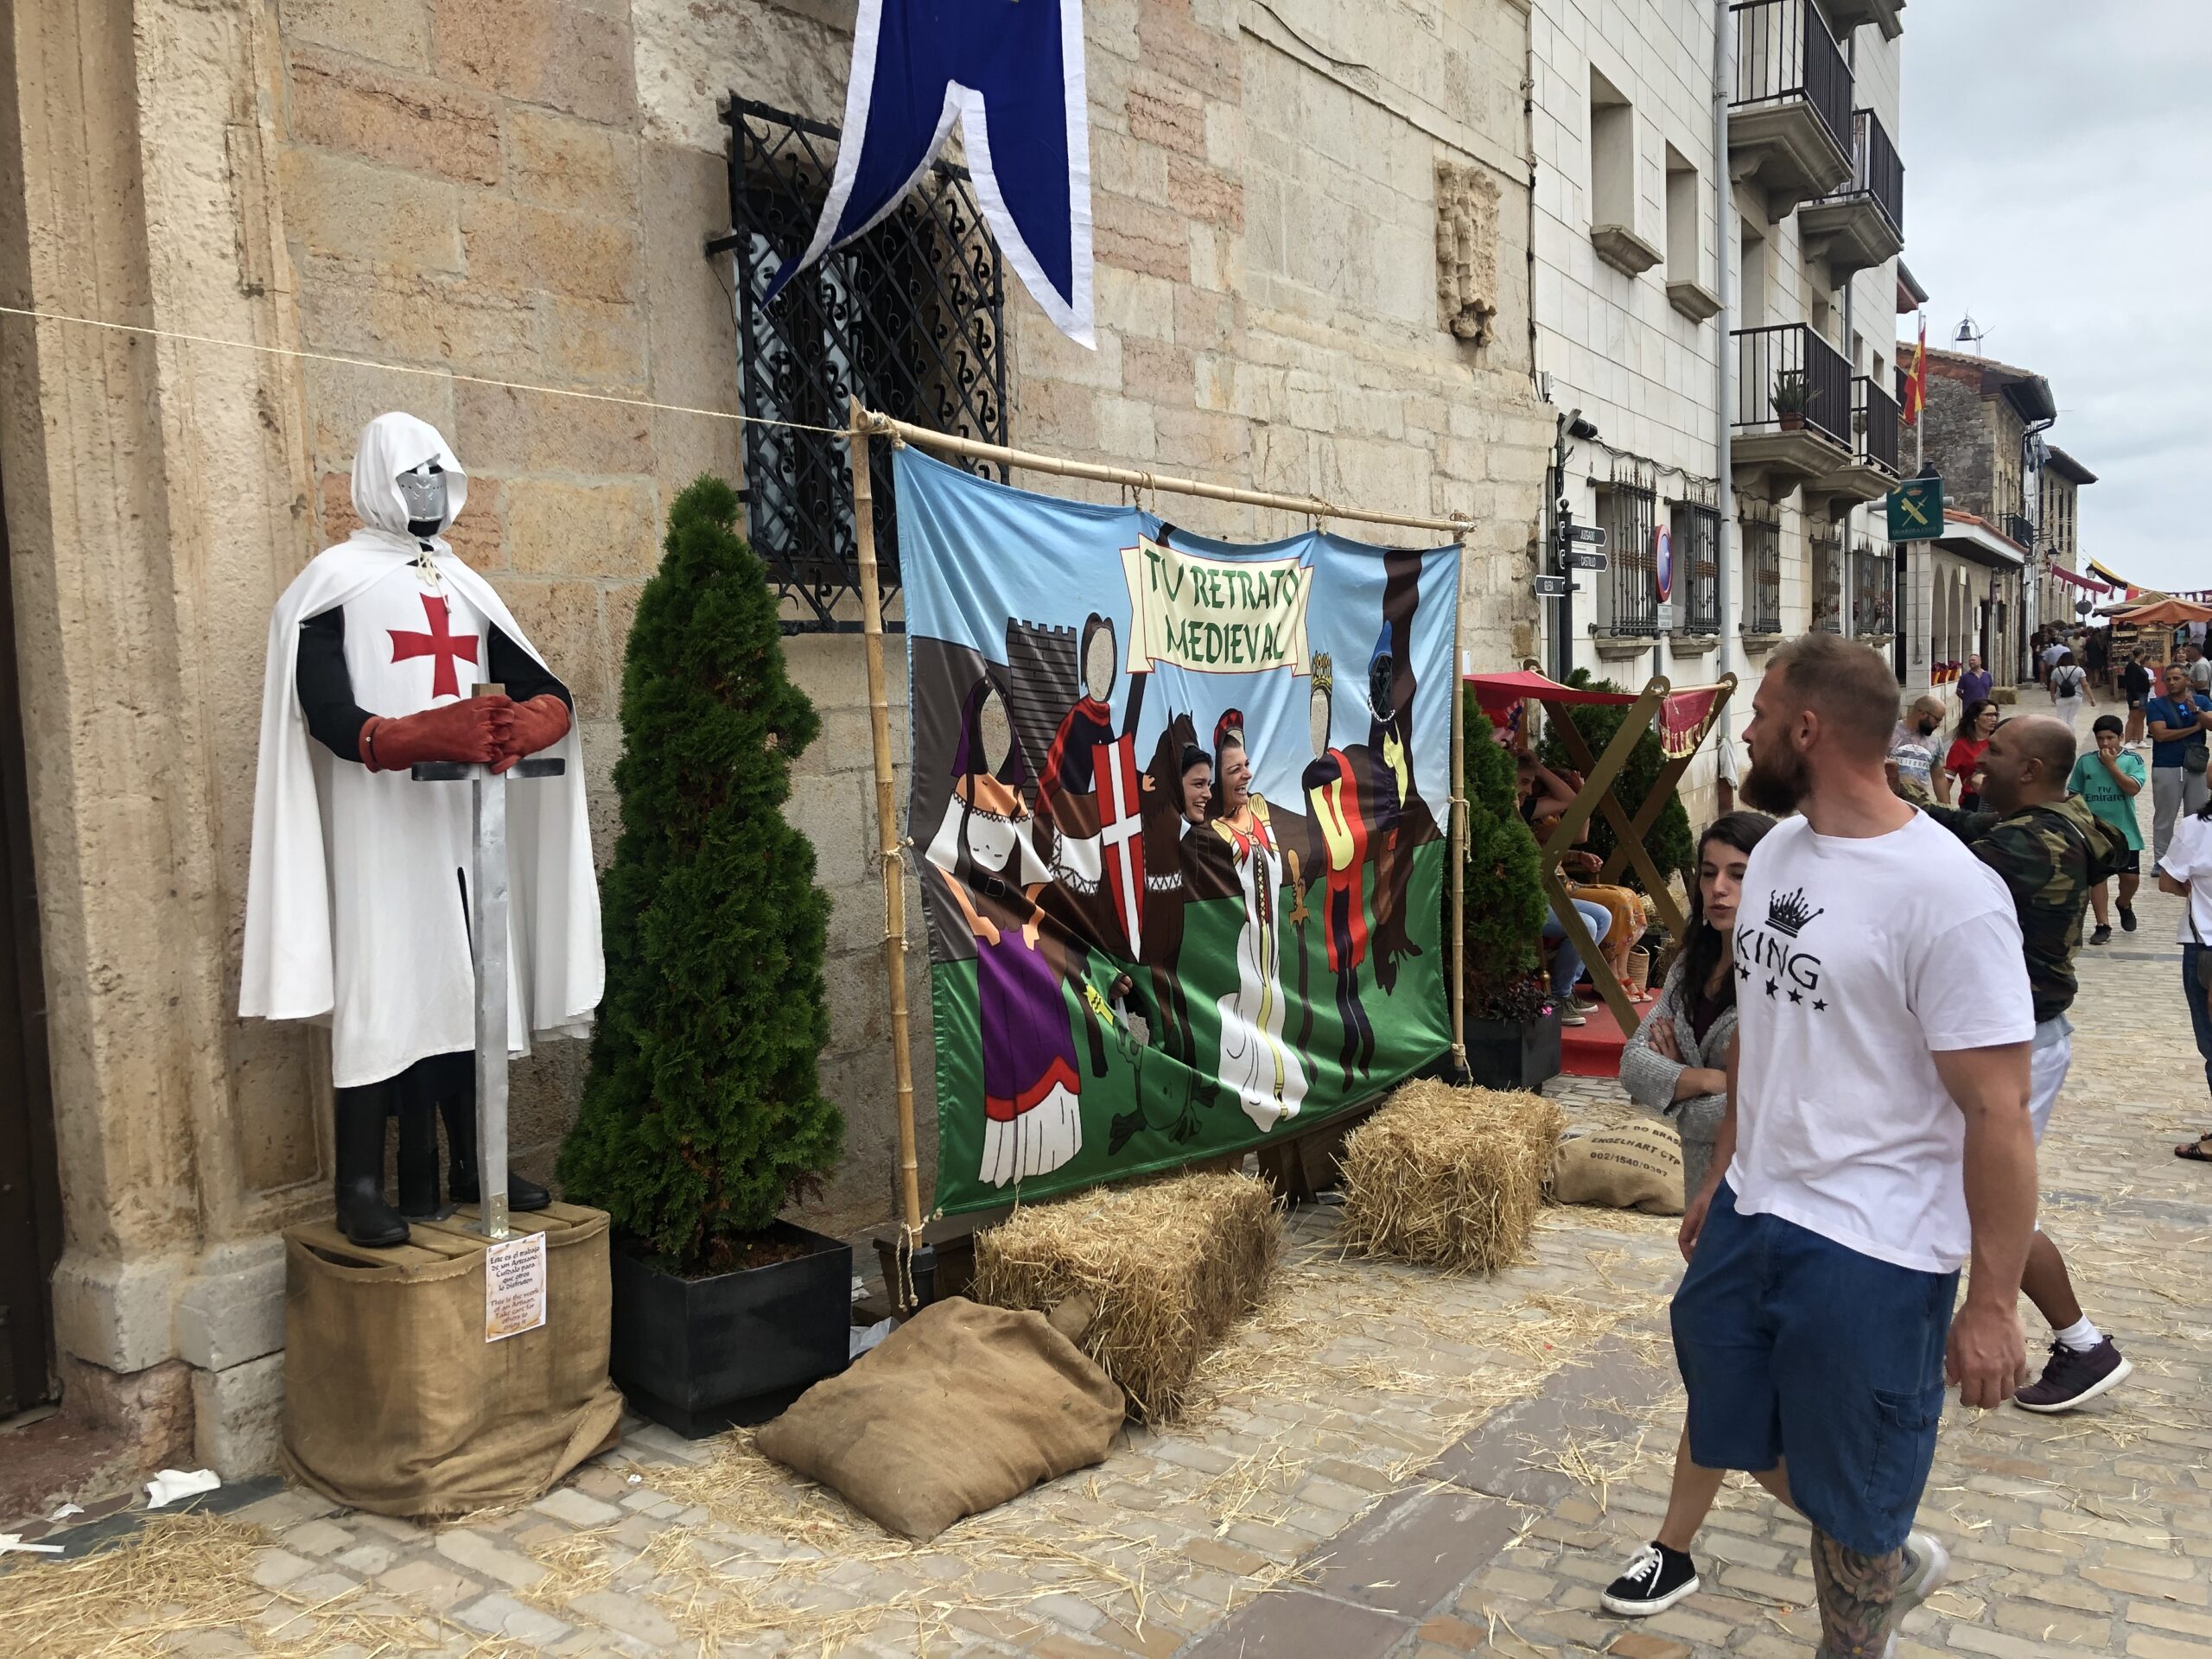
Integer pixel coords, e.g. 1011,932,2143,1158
1765,887,1824,938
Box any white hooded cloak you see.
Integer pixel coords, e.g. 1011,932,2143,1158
239,412,603,1087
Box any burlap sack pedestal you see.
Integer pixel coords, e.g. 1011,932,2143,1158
282,1200,623,1518
1550,1121,1686,1216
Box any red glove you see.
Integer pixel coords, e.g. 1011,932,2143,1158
493,694,571,773
362,696,513,772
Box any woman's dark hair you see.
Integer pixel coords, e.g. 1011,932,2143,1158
1179,742,1210,782
2092,714,2124,738
1669,811,1776,1014
1955,697,1995,740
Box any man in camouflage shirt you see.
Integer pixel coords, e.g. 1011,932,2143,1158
1922,715,2131,1412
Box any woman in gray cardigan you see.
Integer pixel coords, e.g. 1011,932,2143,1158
1602,810,1772,1620
1618,812,1772,1198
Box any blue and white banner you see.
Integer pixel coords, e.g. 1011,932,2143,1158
769,0,1096,347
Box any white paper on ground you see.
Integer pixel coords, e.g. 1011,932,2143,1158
849,1317,899,1359
48,1503,83,1522
0,1534,64,1554
144,1468,222,1509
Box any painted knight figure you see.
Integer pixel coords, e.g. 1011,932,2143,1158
240,412,605,1246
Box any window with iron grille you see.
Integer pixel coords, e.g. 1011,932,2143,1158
1743,513,1782,635
1811,521,1846,632
714,99,1009,632
1849,539,1892,637
1673,499,1720,635
1601,466,1660,637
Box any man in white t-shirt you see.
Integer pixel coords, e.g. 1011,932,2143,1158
1673,633,2038,1659
1884,696,1945,803
2159,799,2212,1162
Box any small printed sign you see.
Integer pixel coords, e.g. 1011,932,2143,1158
485,1231,548,1343
1654,524,1673,603
1534,574,1571,597
1564,549,1609,572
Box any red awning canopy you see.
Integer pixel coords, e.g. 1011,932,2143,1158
1465,669,1728,760
2049,565,2113,595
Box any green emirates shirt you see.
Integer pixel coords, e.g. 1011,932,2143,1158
2068,749,2146,852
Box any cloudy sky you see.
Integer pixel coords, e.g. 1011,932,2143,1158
1902,3,2212,592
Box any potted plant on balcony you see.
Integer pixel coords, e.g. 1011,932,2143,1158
559,475,850,1437
1772,369,1815,432
1459,693,1560,1089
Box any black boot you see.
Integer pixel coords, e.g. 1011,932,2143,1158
333,1084,409,1248
395,1086,448,1221
440,1090,552,1211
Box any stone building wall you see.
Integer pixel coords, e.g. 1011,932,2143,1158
0,0,1547,1467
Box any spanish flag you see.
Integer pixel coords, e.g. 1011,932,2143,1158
1902,315,1926,427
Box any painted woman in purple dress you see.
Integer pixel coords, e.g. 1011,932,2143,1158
924,675,1084,1187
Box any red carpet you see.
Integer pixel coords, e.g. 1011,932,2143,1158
1559,990,1658,1078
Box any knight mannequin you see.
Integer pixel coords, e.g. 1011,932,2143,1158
242,413,604,1245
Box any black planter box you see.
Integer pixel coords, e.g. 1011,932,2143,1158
1464,1008,1561,1090
609,1221,853,1438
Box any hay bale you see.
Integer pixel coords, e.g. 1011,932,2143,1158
970,1171,1281,1422
1335,1082,1559,1274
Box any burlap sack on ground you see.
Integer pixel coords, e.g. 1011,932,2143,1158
755,1297,1124,1541
1549,1120,1686,1215
282,1211,623,1518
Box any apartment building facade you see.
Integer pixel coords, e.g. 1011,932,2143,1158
1532,0,1909,804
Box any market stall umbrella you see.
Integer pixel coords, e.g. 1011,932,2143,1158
2115,598,2212,629
1465,667,1735,1033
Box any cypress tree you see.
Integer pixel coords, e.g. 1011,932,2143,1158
1460,689,1548,1018
558,475,842,1271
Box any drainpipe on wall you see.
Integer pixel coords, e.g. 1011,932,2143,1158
1713,0,1735,760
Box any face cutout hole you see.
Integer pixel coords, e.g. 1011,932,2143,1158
1084,625,1116,703
1309,684,1332,757
978,690,1014,778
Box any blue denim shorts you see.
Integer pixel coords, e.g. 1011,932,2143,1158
1670,1183,1958,1556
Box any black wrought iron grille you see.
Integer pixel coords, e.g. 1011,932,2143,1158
715,99,1009,632
1603,465,1660,638
1744,513,1783,635
1675,500,1720,635
1812,521,1846,633
1851,537,1895,637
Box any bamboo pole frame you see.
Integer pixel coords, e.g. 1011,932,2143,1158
845,406,1482,1265
848,400,925,1246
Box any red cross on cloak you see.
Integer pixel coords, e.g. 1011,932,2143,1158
389,593,479,700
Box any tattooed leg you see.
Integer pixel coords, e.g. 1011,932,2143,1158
1808,1528,1905,1659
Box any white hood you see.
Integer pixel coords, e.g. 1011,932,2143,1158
352,410,468,537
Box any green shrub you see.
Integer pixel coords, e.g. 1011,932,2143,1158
1537,669,1693,889
558,475,842,1271
1460,689,1548,1018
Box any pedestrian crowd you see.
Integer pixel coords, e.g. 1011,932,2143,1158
1591,630,2211,1656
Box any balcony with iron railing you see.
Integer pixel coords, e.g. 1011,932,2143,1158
1800,109,1904,280
1731,322,1853,489
1827,0,1907,41
1809,374,1902,506
1728,0,1853,219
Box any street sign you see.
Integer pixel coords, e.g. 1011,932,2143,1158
1887,476,1943,542
1563,524,1607,546
1653,524,1673,603
1534,574,1570,598
1563,549,1609,572
2075,598,2094,616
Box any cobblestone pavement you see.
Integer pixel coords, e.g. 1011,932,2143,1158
16,856,2211,1657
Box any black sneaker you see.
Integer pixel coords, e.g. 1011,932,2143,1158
2089,924,2113,945
1601,1542,1700,1616
2014,1338,2133,1414
2119,902,2138,932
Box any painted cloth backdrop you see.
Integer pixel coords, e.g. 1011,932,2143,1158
897,449,1459,1216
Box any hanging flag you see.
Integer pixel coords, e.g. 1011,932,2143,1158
1902,315,1927,427
766,0,1096,347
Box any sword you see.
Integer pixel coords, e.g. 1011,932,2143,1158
410,681,564,1240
